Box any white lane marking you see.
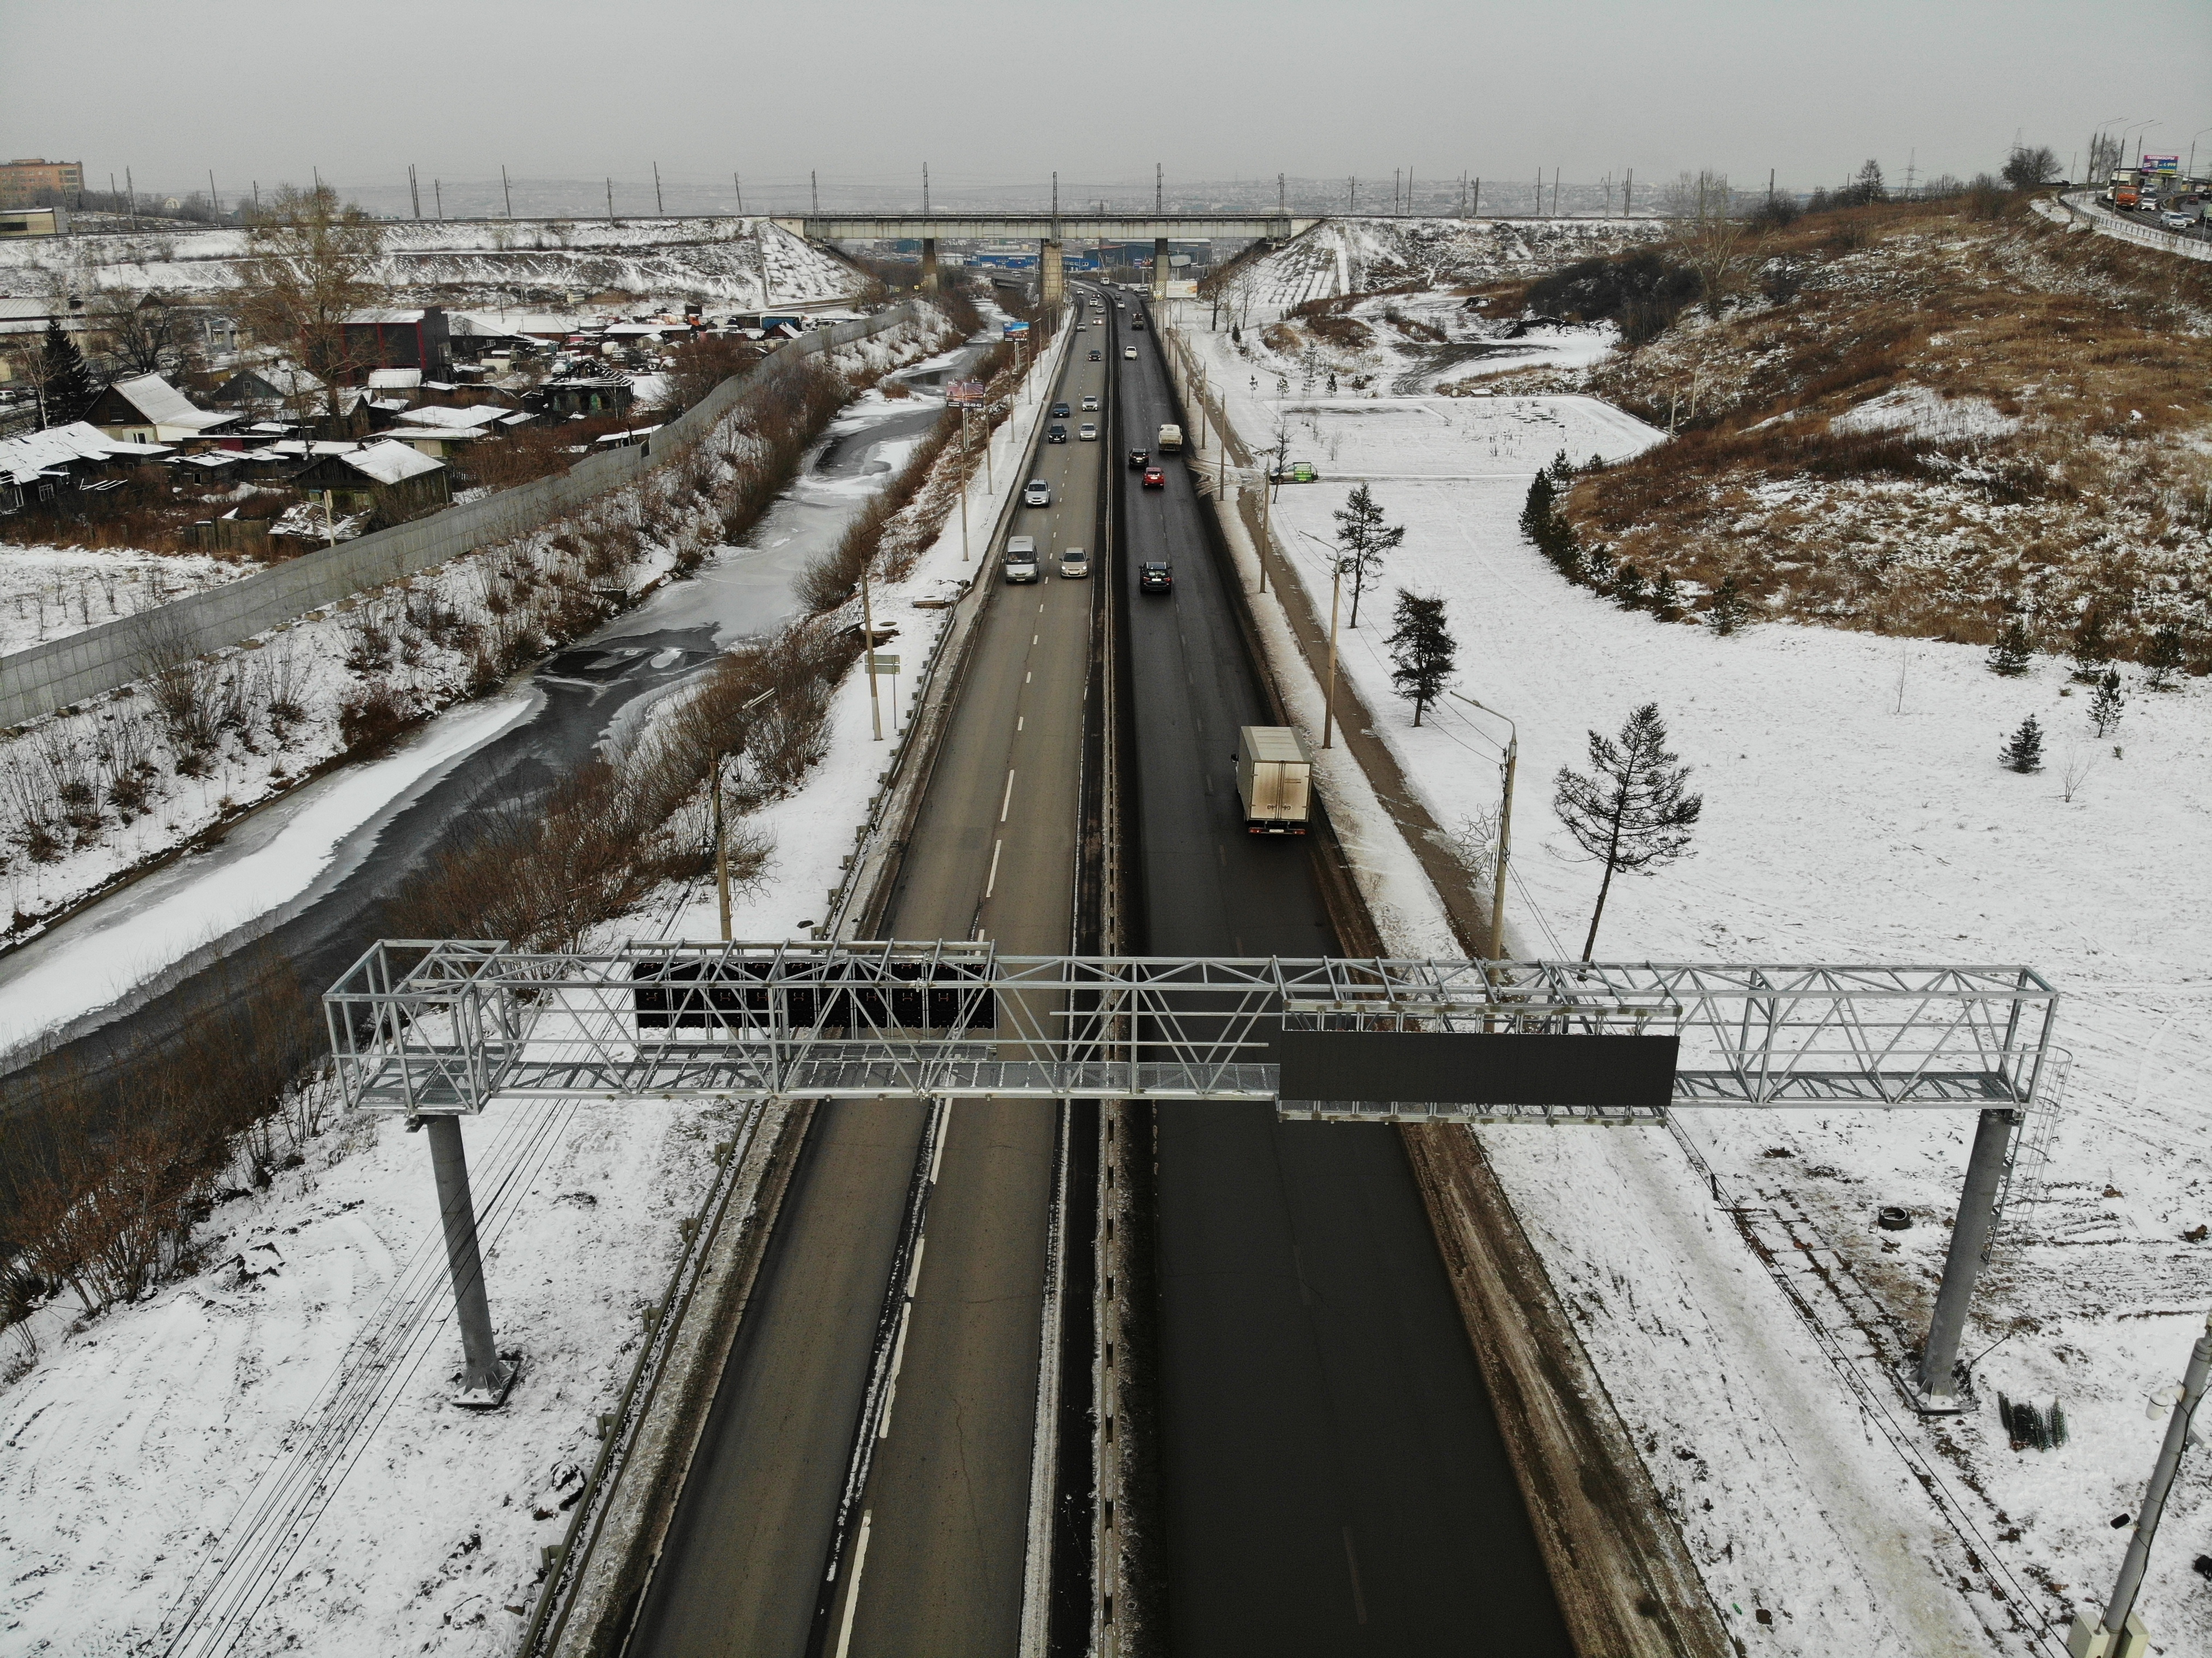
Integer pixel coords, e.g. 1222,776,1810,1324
985,838,1004,898
1025,671,1032,683
1018,716,1025,731
1032,634,1040,645
835,1511,873,1658
1000,768,1017,821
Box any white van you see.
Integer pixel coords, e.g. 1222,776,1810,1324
1004,536,1039,582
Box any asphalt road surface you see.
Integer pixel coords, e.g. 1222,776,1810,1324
1113,294,1573,1656
630,297,1109,1658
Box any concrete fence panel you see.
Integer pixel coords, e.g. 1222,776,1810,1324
0,302,926,729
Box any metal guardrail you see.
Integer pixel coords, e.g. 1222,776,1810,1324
2056,191,2212,263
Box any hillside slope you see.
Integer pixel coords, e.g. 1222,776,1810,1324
0,216,863,308
1557,201,2212,665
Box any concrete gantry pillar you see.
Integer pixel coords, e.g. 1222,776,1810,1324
1910,1106,2020,1409
1151,236,1170,301
425,1114,520,1407
1039,238,1065,308
920,237,940,293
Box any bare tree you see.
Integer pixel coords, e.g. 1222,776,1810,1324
90,288,197,379
229,184,384,422
2001,145,2061,193
1552,702,1703,960
1666,170,1748,315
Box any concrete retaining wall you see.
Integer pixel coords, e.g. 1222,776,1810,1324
0,303,926,730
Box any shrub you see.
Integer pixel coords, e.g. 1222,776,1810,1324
338,681,411,754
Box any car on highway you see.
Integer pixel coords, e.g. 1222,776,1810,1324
1051,401,1071,418
1142,464,1165,489
1004,536,1039,582
1081,394,1099,410
1138,561,1173,593
1024,479,1051,506
1124,347,1137,359
2161,211,2195,230
1048,423,1068,443
1089,350,1102,362
1060,546,1090,578
1078,422,1098,441
1128,447,1149,468
1130,316,1145,331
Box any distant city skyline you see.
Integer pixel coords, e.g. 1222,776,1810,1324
4,0,2206,212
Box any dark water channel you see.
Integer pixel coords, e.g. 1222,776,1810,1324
0,348,977,1115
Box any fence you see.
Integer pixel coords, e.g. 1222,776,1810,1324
2055,191,2212,264
0,302,927,730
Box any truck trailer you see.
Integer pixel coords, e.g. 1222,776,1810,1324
1235,725,1312,834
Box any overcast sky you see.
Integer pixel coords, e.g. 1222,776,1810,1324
5,0,2208,209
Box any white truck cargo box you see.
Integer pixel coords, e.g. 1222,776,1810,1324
1235,725,1312,833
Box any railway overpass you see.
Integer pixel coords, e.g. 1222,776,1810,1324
770,212,1318,302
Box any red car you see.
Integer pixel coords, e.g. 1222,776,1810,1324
1142,465,1165,489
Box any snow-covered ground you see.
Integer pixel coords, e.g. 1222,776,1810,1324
0,216,859,309
0,545,263,655
1218,214,1666,309
1177,305,2212,1654
0,315,1067,1658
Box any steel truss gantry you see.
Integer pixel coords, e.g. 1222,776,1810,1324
326,940,2059,1410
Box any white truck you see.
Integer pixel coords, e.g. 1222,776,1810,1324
1235,725,1312,834
1156,423,1184,454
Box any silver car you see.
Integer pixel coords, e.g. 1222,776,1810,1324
1060,546,1090,578
1078,422,1098,441
1024,479,1051,507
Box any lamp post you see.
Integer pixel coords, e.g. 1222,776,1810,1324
1446,693,1518,962
1296,530,1346,749
714,688,775,940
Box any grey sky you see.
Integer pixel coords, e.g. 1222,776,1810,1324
5,0,2208,209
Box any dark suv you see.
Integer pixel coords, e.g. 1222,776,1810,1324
1047,423,1068,443
1127,447,1149,469
1138,561,1173,593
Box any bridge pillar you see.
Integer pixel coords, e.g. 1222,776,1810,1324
920,237,940,293
1038,239,1065,308
426,1114,519,1407
1151,236,1170,301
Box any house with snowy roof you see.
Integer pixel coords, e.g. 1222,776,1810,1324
286,438,450,519
341,307,452,379
84,373,242,446
0,420,170,510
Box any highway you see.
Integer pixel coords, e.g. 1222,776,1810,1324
629,295,1109,1658
1111,295,1574,1654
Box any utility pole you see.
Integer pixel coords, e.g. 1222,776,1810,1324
812,170,819,214
1552,167,1560,217
126,166,136,228
654,160,664,216
1348,176,1356,213
1472,177,1480,218
1534,166,1540,214
1323,555,1342,747
433,178,442,220
715,688,774,940
861,564,884,741
735,172,744,214
606,178,615,223
1393,167,1400,213
1156,161,1163,213
1768,167,1776,205
958,406,970,559
1625,168,1633,217
207,170,219,214
408,164,420,219
1278,171,1285,218
502,164,513,218
2071,1306,2211,1658
923,161,930,214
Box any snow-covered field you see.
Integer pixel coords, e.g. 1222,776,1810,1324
0,545,263,656
0,315,1065,1657
1179,307,2212,1654
1219,214,1666,309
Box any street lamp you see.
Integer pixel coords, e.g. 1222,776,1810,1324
1295,529,1347,749
714,687,776,939
2187,127,2212,183
1446,692,1518,962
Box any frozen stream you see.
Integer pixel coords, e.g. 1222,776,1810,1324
0,344,981,1102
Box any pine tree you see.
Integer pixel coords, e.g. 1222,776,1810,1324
1519,471,1556,545
1552,702,1703,960
1385,589,1456,725
1650,570,1684,621
1999,714,2044,773
2070,605,2112,683
1708,575,1748,635
1332,483,1404,628
1985,614,2034,677
1612,561,1648,609
2143,624,2184,692
1547,448,1576,485
39,321,98,427
2089,669,2125,737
